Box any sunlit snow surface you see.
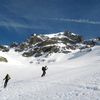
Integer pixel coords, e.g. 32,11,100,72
0,46,100,100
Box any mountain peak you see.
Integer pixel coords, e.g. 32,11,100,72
1,31,99,59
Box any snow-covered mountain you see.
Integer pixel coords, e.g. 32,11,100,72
0,31,99,64
9,31,83,57
0,31,100,100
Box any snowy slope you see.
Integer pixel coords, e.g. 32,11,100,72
0,46,100,100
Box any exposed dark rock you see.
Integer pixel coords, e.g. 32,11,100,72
0,45,9,52
0,56,8,62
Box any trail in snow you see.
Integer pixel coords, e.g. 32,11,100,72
0,46,100,100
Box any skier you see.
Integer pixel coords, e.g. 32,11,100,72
41,66,48,77
3,74,11,88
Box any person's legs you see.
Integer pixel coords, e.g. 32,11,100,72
43,71,46,76
4,80,8,88
41,71,46,77
44,71,46,76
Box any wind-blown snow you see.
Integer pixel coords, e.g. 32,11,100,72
0,46,100,100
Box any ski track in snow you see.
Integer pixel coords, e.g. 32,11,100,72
0,46,100,100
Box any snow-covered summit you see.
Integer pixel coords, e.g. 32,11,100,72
7,31,83,58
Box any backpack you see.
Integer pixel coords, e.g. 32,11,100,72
42,67,45,71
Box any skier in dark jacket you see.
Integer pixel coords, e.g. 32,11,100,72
41,66,48,77
3,74,11,88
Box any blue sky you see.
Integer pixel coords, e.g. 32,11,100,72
0,0,100,44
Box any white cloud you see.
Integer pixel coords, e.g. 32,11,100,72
0,21,32,29
48,18,100,25
0,19,47,32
